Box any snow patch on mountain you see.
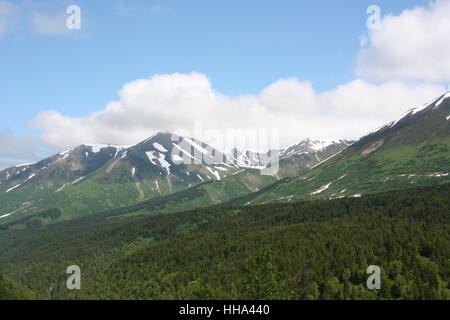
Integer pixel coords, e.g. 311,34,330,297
172,154,183,163
71,177,85,185
90,144,107,153
207,167,221,180
15,162,35,168
159,156,171,174
310,182,331,195
146,152,157,165
435,92,450,107
0,211,15,219
146,151,171,174
5,184,21,193
214,166,228,171
350,193,363,198
309,140,339,151
229,149,268,169
59,149,71,156
55,183,68,192
279,138,350,160
153,143,168,153
84,144,128,154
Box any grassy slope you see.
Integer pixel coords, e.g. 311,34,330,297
0,167,277,231
239,136,450,204
234,95,450,205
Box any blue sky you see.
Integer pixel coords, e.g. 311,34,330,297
1,0,449,167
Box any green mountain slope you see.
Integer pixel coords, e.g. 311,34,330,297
0,183,448,299
0,133,243,223
237,92,450,205
0,135,350,228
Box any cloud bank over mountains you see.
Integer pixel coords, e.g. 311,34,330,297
0,129,40,169
29,0,450,151
30,73,447,151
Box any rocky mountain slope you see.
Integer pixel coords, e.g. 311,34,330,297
235,92,450,205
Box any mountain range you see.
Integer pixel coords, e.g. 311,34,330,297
0,91,449,230
0,91,449,300
0,132,352,226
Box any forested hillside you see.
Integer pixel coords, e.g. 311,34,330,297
0,272,36,300
0,183,448,300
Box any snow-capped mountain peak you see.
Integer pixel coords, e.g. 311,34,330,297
367,91,450,137
279,138,352,159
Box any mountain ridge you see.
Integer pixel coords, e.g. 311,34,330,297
235,91,450,205
0,133,351,225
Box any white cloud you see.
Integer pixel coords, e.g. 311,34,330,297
0,0,18,36
0,1,82,37
5,0,449,156
0,129,40,169
29,72,447,151
31,11,69,35
358,0,450,82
